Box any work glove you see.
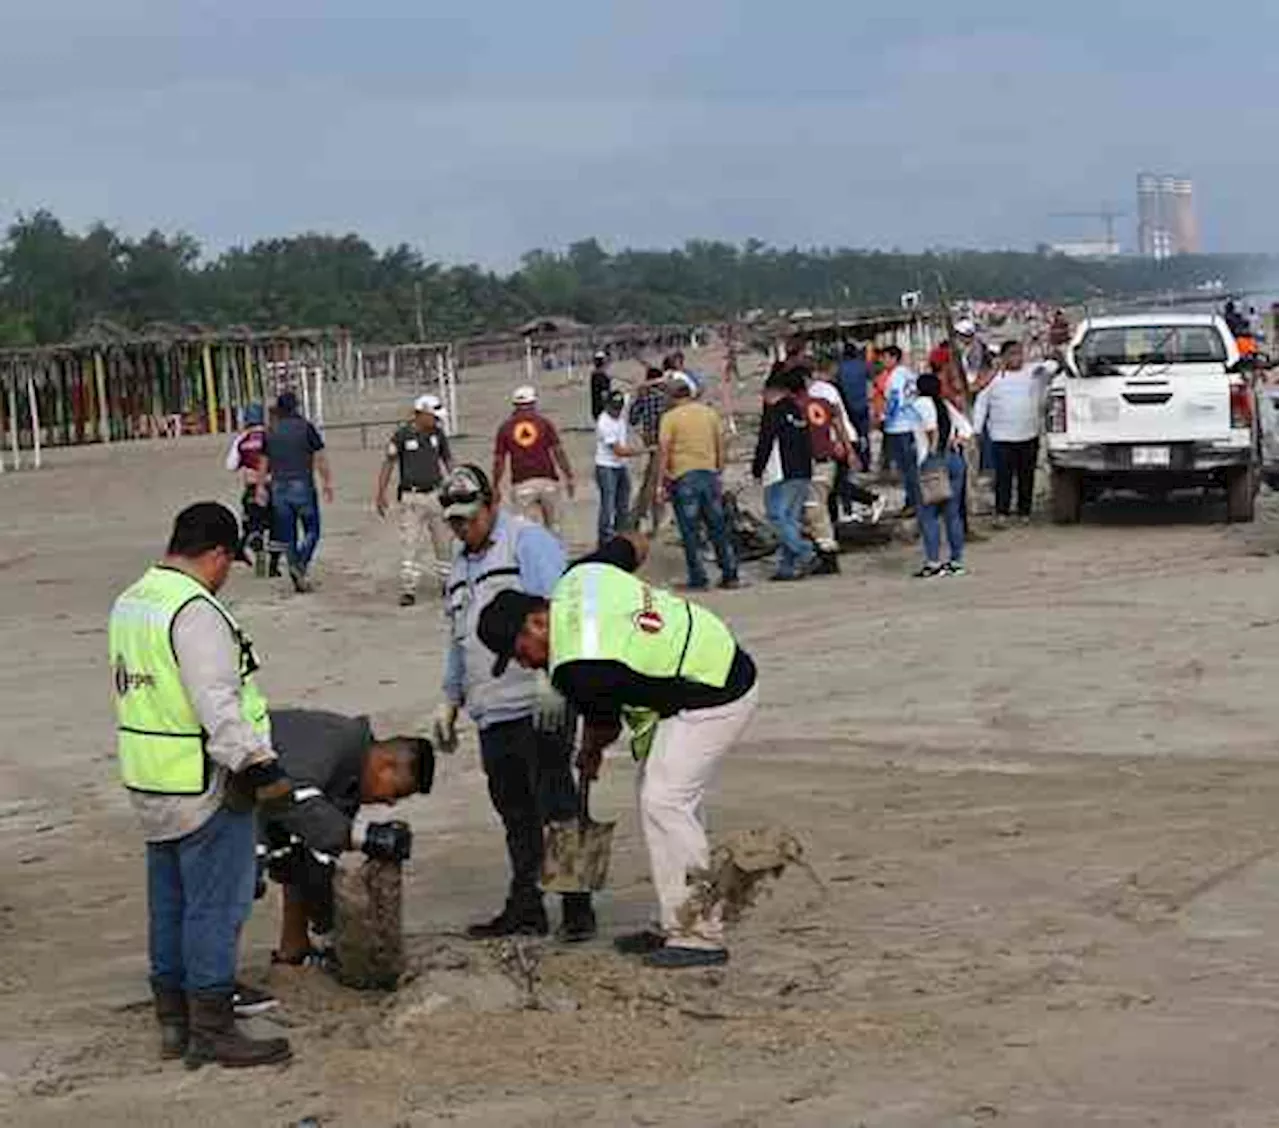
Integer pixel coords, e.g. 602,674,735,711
433,702,459,754
363,820,413,864
533,671,571,736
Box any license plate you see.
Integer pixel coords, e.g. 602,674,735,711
1132,445,1170,467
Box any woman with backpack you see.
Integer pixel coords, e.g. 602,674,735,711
911,372,973,579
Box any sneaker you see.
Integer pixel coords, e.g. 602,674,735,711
612,929,667,956
768,572,801,583
717,576,744,590
231,982,279,1018
399,592,416,607
990,515,1010,530
811,551,840,576
465,902,549,941
1015,515,1033,527
912,562,945,579
946,560,968,577
643,945,730,970
288,563,312,593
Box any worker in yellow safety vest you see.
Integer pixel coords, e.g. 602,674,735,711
478,533,759,970
108,502,293,1070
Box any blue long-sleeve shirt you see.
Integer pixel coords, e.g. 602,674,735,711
443,515,566,721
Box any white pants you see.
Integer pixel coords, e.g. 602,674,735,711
635,684,759,949
398,490,451,594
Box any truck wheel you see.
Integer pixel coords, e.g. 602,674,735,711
1050,469,1083,524
1226,467,1257,523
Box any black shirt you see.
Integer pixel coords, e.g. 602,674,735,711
590,366,612,421
266,414,325,482
387,424,450,491
552,538,757,724
751,395,812,481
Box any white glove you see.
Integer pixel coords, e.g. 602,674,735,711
433,702,459,755
533,671,572,735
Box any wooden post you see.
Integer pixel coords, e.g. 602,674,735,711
93,350,110,444
447,344,459,435
356,346,366,395
218,344,232,432
7,376,20,469
313,364,325,427
388,347,397,390
27,370,42,469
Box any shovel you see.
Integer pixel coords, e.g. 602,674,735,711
541,778,615,893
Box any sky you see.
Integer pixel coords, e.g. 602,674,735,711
1,1,1276,268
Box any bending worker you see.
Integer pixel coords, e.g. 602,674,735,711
257,708,431,967
109,502,292,1069
375,393,453,606
477,533,759,970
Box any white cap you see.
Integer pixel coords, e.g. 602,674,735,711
955,318,977,336
511,384,537,406
667,371,697,396
413,393,443,414
593,350,607,361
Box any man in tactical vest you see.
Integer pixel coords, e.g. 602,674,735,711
108,502,293,1069
477,534,759,969
375,394,453,606
434,465,596,943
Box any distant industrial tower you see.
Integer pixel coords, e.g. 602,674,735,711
1137,173,1199,259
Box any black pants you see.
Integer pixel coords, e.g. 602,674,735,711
478,715,578,907
240,485,273,550
993,438,1039,517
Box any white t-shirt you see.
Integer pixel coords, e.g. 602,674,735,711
808,378,858,441
973,364,1050,443
912,397,974,466
595,412,629,468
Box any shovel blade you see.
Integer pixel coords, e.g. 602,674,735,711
542,818,615,893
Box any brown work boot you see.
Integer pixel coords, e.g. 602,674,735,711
184,991,291,1070
151,982,188,1060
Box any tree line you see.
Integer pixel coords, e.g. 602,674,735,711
0,210,1271,346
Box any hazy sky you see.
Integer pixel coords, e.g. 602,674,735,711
2,1,1276,267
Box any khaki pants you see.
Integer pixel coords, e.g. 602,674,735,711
632,450,665,533
802,465,837,551
636,685,759,950
511,477,563,535
398,490,451,595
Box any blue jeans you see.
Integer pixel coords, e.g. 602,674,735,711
764,479,814,578
848,404,871,471
916,451,967,565
271,477,322,572
672,470,738,587
147,807,257,994
887,431,920,509
595,465,630,547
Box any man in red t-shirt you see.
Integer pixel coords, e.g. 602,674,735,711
492,386,576,536
224,403,277,576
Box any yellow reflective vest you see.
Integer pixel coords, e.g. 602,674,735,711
108,565,270,794
548,562,736,758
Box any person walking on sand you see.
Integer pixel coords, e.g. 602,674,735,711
877,345,921,516
224,403,278,577
752,369,815,582
492,385,576,537
594,388,643,547
375,394,453,606
911,372,973,578
257,391,333,593
658,372,740,591
109,502,292,1068
629,366,670,533
477,532,759,970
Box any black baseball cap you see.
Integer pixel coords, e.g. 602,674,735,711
477,589,547,676
167,501,252,563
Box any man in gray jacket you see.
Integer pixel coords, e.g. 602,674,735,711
436,465,595,942
257,709,432,967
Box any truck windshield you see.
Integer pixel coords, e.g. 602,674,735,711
1076,326,1227,374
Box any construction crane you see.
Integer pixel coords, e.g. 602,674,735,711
1048,206,1127,247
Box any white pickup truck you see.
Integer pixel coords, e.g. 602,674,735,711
1045,313,1264,523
